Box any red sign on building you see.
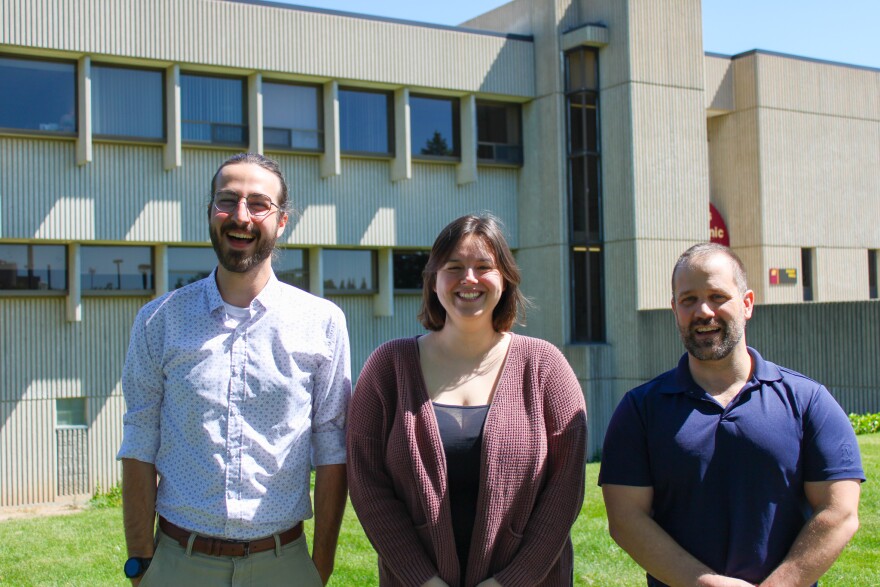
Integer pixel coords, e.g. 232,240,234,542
710,203,730,246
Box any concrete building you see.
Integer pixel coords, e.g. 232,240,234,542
1,0,877,508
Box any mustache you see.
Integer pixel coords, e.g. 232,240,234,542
689,317,724,329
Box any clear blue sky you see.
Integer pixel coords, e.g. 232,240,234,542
267,0,880,69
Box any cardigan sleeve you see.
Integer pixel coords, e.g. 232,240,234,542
494,344,587,587
346,343,440,586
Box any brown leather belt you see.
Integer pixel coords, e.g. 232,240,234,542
158,516,303,557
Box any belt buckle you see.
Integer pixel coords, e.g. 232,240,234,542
241,540,250,557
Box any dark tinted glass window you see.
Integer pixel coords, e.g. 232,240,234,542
339,89,392,154
0,244,67,291
276,248,309,291
411,95,459,158
393,251,429,291
82,246,153,292
572,247,605,342
181,74,246,145
477,102,522,164
263,82,322,151
92,65,164,139
323,249,376,293
566,47,604,342
168,247,215,290
0,57,75,133
802,248,814,302
869,250,878,299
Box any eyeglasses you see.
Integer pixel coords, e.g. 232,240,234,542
212,193,281,220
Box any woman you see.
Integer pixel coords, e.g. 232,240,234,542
347,215,587,587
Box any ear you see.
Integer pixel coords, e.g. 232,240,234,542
742,289,755,320
275,212,289,238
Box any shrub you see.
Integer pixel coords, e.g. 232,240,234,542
849,412,880,435
89,481,122,509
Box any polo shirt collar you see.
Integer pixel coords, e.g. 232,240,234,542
203,267,282,314
667,346,783,396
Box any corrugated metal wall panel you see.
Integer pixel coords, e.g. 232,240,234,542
1,0,535,98
1,140,520,247
0,296,144,506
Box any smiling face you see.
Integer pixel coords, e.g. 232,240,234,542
208,162,288,275
433,235,506,330
671,252,754,361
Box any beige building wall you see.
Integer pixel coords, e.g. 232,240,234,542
708,51,880,305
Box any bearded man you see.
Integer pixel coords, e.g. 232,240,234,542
599,243,864,587
117,153,351,586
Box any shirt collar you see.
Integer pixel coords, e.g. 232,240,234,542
666,346,783,396
203,267,282,314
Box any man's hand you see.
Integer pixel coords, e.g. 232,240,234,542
475,578,502,587
312,464,347,584
420,577,451,587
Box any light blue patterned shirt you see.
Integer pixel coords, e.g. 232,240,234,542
118,270,351,540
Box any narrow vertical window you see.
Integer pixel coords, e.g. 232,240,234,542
868,250,877,300
801,248,814,302
566,47,604,342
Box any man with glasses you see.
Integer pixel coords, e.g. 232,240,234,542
118,153,351,586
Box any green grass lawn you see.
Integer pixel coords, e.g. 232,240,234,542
1,434,877,586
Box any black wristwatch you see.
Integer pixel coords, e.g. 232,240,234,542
123,557,152,579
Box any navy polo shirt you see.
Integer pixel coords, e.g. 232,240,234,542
599,348,864,586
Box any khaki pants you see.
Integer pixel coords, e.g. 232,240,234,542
140,528,323,587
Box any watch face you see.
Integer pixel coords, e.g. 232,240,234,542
124,557,145,579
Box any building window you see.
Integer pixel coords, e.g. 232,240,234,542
181,73,247,145
801,248,814,302
0,244,67,292
477,101,522,165
339,88,392,155
0,56,76,134
263,81,323,151
868,249,877,299
393,250,430,292
411,95,459,159
168,247,215,290
566,47,604,342
56,397,87,428
82,246,153,293
92,64,164,140
276,248,309,291
323,249,376,294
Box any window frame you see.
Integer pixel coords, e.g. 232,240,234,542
0,242,68,296
81,245,155,296
91,61,166,143
0,53,78,138
410,93,461,162
392,250,430,293
180,71,248,147
275,247,310,292
322,248,378,295
338,86,394,157
262,80,324,154
476,100,523,166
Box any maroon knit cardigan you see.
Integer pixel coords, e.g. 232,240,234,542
347,334,588,587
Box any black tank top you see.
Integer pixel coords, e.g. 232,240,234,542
433,402,490,578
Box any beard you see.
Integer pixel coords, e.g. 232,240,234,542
678,315,745,361
209,218,277,274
